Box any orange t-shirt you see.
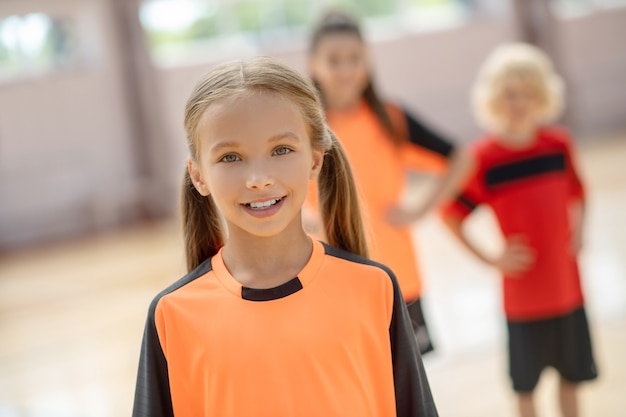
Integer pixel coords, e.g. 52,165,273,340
133,240,438,417
308,101,452,301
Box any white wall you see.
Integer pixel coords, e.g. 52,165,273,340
554,7,626,137
0,0,138,247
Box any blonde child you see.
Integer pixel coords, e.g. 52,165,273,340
132,57,438,417
441,43,597,417
306,10,473,355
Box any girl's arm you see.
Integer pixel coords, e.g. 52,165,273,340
442,214,535,277
132,304,174,417
388,148,475,226
386,268,439,417
386,108,475,226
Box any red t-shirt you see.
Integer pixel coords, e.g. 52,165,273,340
442,126,585,320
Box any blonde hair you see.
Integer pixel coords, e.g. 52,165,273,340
182,56,369,271
472,42,564,132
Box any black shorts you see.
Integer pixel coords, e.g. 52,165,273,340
507,306,598,392
406,298,434,355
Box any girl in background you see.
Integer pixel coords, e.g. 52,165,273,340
132,56,438,417
307,10,472,354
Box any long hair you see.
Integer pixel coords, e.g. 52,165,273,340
309,10,402,145
182,56,369,271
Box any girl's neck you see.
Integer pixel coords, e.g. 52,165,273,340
221,223,313,289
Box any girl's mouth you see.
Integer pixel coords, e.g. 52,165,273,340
244,197,283,210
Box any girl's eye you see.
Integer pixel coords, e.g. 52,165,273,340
220,154,241,163
273,146,292,156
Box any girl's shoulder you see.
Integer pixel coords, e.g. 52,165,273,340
147,257,214,313
320,241,398,283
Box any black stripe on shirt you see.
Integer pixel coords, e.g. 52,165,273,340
486,153,566,188
133,256,214,417
241,277,303,301
457,194,478,212
404,110,454,158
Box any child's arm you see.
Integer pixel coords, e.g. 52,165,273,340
386,268,439,416
132,305,174,417
387,148,475,226
442,214,535,277
569,197,585,254
563,132,586,255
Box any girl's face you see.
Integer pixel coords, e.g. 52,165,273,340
188,92,324,240
309,33,370,110
492,79,544,143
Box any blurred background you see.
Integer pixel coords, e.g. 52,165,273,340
0,0,624,416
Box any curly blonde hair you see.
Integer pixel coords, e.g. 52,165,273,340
472,43,564,133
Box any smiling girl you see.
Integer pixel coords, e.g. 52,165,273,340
132,57,438,417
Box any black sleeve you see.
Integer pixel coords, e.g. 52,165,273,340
387,269,439,417
132,301,174,417
403,109,455,158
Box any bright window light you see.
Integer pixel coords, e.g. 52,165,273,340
0,15,21,51
20,13,51,58
140,0,206,32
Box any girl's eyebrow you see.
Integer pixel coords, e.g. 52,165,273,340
210,141,239,153
210,132,301,153
268,131,301,144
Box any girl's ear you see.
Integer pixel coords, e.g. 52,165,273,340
188,158,210,196
310,148,324,180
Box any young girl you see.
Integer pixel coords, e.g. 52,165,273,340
132,57,438,417
441,43,597,417
306,10,472,354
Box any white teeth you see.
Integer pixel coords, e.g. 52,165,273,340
248,198,281,209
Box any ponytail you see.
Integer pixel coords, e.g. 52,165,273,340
182,168,224,272
318,131,369,258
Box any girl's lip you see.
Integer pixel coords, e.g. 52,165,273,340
243,196,284,204
241,196,286,219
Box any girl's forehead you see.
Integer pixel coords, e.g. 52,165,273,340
314,32,363,51
196,91,310,139
201,90,289,117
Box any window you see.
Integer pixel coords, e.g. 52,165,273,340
139,0,474,66
550,0,626,18
0,13,77,80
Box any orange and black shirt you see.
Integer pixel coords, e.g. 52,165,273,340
132,239,438,417
441,126,585,320
308,100,454,302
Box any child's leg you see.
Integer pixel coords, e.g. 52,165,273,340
558,378,578,417
516,392,536,417
507,319,546,415
553,307,598,417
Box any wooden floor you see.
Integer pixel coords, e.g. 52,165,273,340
1,133,625,417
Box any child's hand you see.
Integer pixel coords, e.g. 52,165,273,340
385,205,425,227
492,235,536,277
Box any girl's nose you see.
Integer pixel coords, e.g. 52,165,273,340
245,163,274,189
